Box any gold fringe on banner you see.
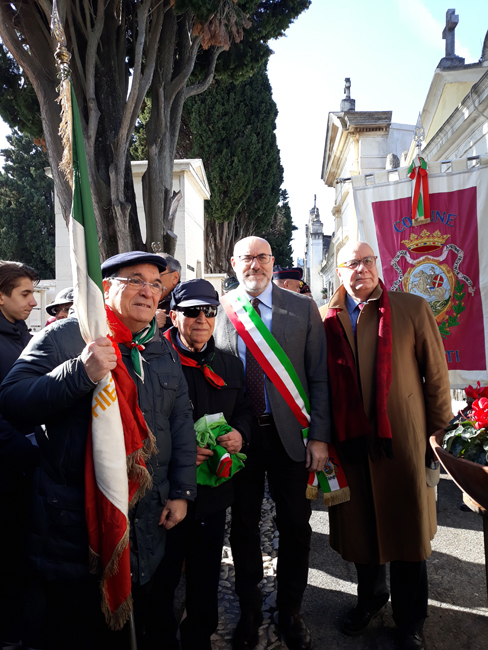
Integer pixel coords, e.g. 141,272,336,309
56,78,73,188
323,486,350,507
51,0,73,187
306,484,319,500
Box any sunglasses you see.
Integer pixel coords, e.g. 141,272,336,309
176,305,218,318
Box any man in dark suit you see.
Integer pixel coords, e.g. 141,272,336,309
213,236,331,650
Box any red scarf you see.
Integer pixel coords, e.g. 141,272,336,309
164,328,226,389
85,307,156,629
324,280,393,459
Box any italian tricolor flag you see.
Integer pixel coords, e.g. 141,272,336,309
221,291,350,507
65,82,133,629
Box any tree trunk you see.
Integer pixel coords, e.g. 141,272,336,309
205,219,235,274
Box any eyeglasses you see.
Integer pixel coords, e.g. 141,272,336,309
238,254,273,264
111,277,164,295
338,256,377,270
54,304,71,315
176,305,218,318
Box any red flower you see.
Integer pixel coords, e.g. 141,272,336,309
465,381,488,399
471,397,488,429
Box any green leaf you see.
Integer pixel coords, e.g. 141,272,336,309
453,303,465,316
443,428,462,451
447,315,459,327
463,442,485,463
460,426,480,440
450,438,465,457
438,322,450,339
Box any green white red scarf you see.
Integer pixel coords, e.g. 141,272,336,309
106,306,155,381
221,290,349,506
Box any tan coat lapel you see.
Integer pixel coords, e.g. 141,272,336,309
323,285,356,364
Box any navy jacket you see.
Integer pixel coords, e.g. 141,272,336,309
167,328,252,518
0,310,39,493
0,317,197,585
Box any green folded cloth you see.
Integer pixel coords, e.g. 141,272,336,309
195,413,247,487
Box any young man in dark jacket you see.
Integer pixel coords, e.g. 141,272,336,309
0,252,197,650
0,260,40,649
145,279,253,650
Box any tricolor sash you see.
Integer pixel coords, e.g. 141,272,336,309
221,290,350,506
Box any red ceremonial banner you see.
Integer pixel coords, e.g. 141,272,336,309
371,186,485,372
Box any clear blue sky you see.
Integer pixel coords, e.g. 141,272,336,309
267,0,487,258
1,1,486,260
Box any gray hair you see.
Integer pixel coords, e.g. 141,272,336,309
159,253,181,276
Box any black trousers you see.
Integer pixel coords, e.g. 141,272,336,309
43,574,158,650
355,560,428,631
230,420,312,615
144,507,227,650
0,481,45,649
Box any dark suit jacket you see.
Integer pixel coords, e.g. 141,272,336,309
214,284,331,461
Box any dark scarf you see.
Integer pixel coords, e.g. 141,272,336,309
164,327,226,389
324,280,393,459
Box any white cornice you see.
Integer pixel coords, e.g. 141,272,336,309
322,111,392,187
422,69,488,160
131,159,210,199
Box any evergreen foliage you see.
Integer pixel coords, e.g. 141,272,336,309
179,64,295,272
0,131,55,278
266,190,296,267
0,49,42,139
0,1,310,259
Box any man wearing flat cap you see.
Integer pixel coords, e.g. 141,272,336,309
272,265,303,293
0,251,197,650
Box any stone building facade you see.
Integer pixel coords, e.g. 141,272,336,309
319,79,415,294
318,13,488,297
303,197,331,304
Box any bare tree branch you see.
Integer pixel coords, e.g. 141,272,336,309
185,45,224,100
117,0,151,152
84,0,105,156
66,3,87,95
0,4,36,79
167,35,202,106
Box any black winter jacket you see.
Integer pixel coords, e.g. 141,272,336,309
0,317,197,585
0,310,39,493
167,328,252,519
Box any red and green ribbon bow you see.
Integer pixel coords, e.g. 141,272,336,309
407,156,430,222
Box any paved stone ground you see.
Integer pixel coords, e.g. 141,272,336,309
203,471,488,650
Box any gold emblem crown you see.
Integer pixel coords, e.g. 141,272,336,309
401,229,450,253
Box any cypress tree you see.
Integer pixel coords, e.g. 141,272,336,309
0,131,55,278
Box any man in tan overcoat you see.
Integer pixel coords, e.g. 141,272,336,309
320,241,452,650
